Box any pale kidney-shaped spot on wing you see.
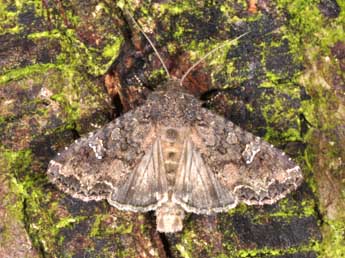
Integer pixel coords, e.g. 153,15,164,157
242,141,261,164
88,138,106,160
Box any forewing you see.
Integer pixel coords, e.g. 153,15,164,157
47,105,168,211
191,108,303,206
172,139,238,214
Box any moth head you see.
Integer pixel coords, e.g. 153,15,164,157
156,202,185,233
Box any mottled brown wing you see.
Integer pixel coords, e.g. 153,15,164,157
190,108,303,206
172,139,238,214
47,106,168,212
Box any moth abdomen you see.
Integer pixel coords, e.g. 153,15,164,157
156,201,185,233
160,127,187,186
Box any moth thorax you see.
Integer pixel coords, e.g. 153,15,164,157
155,201,185,233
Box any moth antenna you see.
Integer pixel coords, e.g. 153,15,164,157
180,32,249,87
125,10,171,78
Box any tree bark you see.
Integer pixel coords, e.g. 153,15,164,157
1,1,344,257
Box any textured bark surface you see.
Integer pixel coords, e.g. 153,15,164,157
0,0,344,257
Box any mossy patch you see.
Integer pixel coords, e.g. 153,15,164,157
1,148,57,253
0,63,59,84
321,219,345,257
275,0,345,256
0,1,125,256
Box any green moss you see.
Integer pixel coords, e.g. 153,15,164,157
5,176,27,222
102,37,123,59
237,247,280,257
261,97,301,143
0,147,95,254
221,225,320,257
0,1,50,35
277,0,345,60
167,42,178,55
2,149,32,178
190,38,244,66
113,222,133,234
273,0,345,256
277,0,322,57
300,99,317,130
55,216,84,231
227,202,249,216
0,63,60,84
0,1,20,35
156,2,193,16
50,92,81,129
251,198,317,223
89,214,133,238
222,241,239,258
176,229,198,257
303,144,316,173
27,22,124,77
54,29,111,76
321,219,345,257
115,247,136,258
1,148,50,251
0,116,5,127
2,62,107,138
150,1,249,71
89,215,103,237
87,213,137,257
27,30,62,40
137,214,148,234
173,23,187,39
148,68,167,86
236,240,320,257
176,244,192,258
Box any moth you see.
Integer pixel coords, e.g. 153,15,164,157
47,12,303,233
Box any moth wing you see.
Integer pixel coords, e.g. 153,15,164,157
47,105,168,212
108,138,168,211
193,108,304,206
172,139,238,214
